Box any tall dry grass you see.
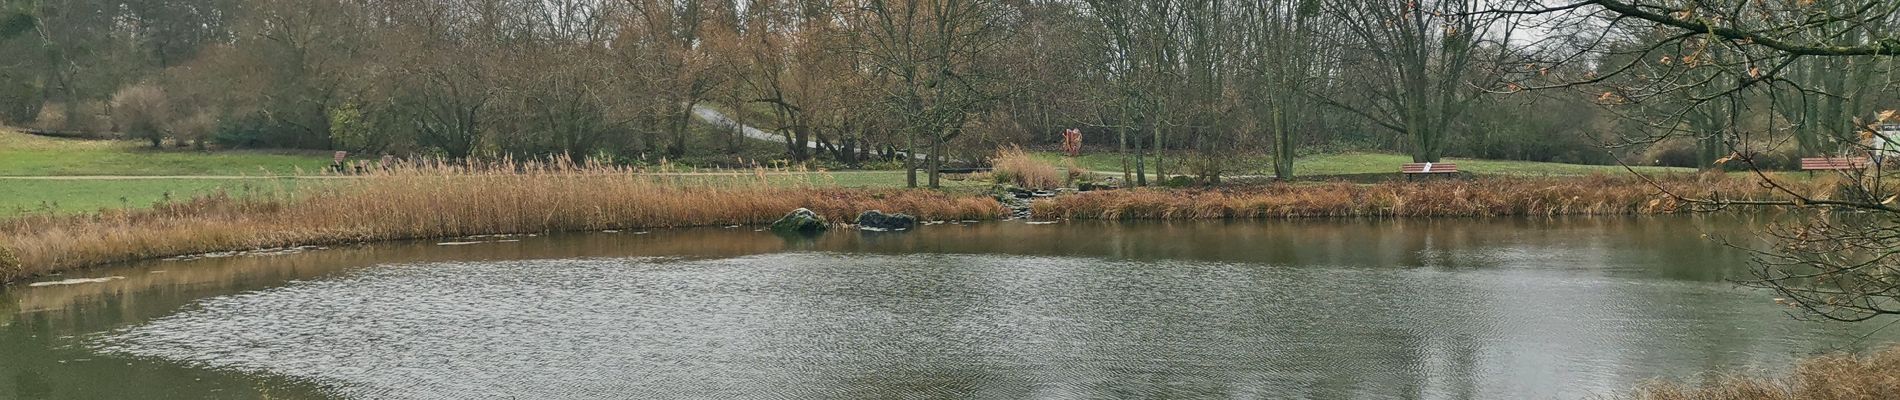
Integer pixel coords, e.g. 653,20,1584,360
0,158,1004,283
1631,345,1900,400
1034,173,1821,219
991,146,1066,189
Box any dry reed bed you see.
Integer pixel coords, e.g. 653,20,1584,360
991,146,1072,189
1034,174,1826,219
1631,345,1900,400
0,162,1004,283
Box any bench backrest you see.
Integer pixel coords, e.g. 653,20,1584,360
1799,157,1867,170
1401,162,1459,173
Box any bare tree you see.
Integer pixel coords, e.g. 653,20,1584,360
1318,0,1525,163
1504,0,1900,322
849,0,1012,188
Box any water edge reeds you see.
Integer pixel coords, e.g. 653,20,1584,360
1033,173,1828,219
0,159,1004,283
1630,345,1900,400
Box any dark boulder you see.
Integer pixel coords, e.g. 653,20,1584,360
1002,185,1034,199
769,208,829,234
856,210,917,231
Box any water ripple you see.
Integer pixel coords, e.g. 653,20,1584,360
90,252,1854,399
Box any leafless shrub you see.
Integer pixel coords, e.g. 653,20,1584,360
110,84,174,147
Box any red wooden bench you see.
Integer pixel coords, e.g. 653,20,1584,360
1799,157,1867,172
1401,162,1459,178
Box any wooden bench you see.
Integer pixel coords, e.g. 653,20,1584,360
1800,157,1867,172
1401,162,1459,178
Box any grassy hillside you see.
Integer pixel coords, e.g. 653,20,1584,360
1292,153,1694,176
0,178,310,215
0,126,1712,216
0,130,332,176
1034,151,1696,177
0,127,994,215
0,129,334,215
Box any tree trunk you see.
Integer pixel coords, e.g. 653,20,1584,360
1134,130,1147,187
1272,107,1293,179
668,102,694,158
928,130,942,189
1152,124,1164,183
1119,101,1132,185
905,127,918,188
785,124,811,162
727,96,742,154
839,137,858,167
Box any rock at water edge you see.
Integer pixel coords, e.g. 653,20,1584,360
770,208,830,234
856,210,918,231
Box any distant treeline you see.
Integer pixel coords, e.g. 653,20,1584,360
1,0,1896,185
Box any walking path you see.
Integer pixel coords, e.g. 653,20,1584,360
691,105,797,147
691,105,938,162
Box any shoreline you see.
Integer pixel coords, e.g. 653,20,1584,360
1036,174,1823,220
0,168,1006,284
4,182,1888,398
0,172,1836,285
1,209,1765,289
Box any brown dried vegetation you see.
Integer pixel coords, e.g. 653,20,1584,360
1034,174,1817,219
990,146,1067,190
1631,346,1900,400
0,160,1003,283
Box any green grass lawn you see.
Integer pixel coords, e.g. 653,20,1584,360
792,170,990,189
1035,151,1697,177
0,178,313,216
1290,153,1695,176
0,130,332,176
646,170,990,190
0,127,990,216
0,125,1715,217
0,171,978,216
0,129,339,215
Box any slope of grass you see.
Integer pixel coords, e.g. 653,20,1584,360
0,178,312,216
638,170,989,190
1035,151,1696,177
0,130,331,176
1294,152,1694,176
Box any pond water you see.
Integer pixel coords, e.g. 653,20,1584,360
1,216,1892,399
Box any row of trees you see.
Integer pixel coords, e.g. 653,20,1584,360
2,0,1898,186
